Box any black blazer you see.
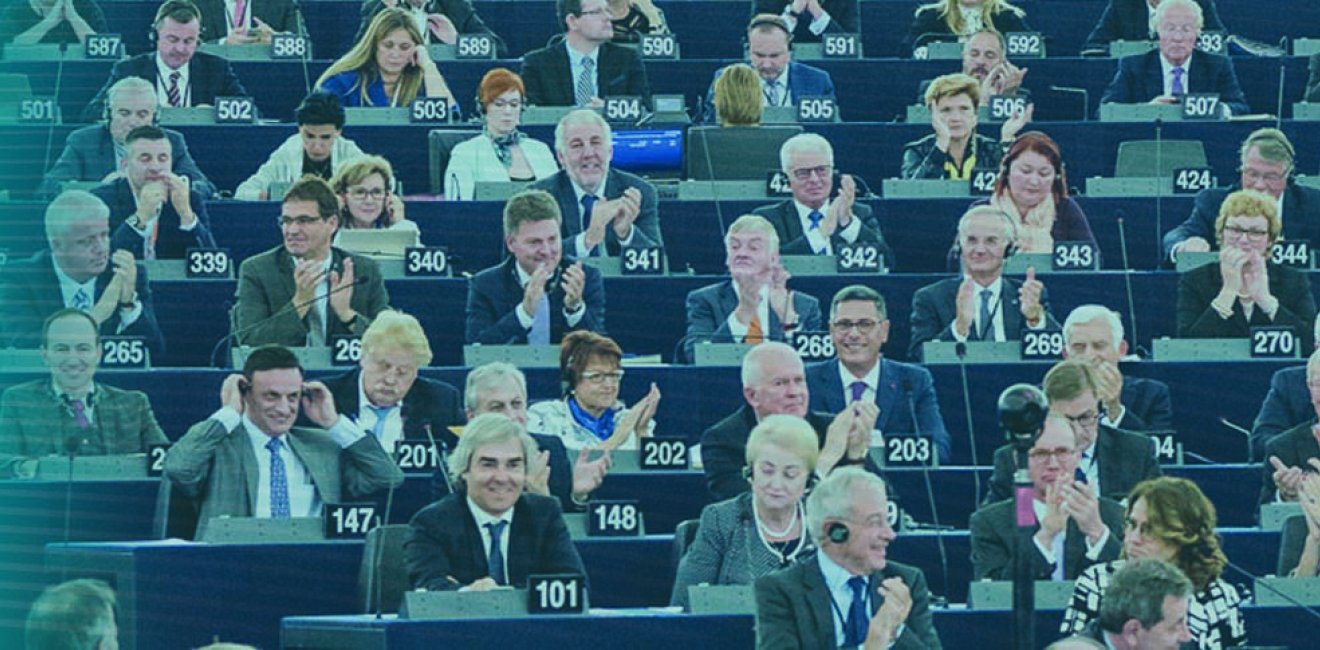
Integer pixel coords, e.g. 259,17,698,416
750,199,895,268
1115,376,1174,433
38,125,216,199
1164,184,1320,261
984,425,1161,504
528,168,663,255
1308,53,1320,104
750,0,859,43
969,496,1124,580
403,490,585,590
356,0,506,56
1252,365,1309,462
464,255,606,344
92,179,216,260
804,358,952,464
1176,261,1316,351
196,0,299,42
1083,0,1224,54
520,40,651,108
321,370,463,444
908,275,1060,360
1259,419,1320,506
905,6,1031,55
84,52,250,122
1098,49,1249,115
900,133,1004,181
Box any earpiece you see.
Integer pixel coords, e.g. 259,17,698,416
827,521,849,544
742,466,753,481
238,379,250,395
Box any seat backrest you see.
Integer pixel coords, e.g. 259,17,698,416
671,518,701,571
684,125,804,181
358,524,412,614
152,475,200,540
1115,140,1208,178
427,129,481,195
0,74,32,104
1276,514,1309,577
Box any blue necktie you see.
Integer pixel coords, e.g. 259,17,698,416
844,575,869,646
486,520,508,585
1171,67,1185,96
529,292,551,345
581,194,598,256
366,404,393,439
977,289,993,341
266,438,290,518
808,211,827,255
849,381,867,404
71,288,92,311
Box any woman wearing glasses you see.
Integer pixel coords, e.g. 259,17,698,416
1176,189,1316,350
329,155,420,240
527,331,661,451
444,68,558,200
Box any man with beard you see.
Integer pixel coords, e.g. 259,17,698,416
918,30,1027,106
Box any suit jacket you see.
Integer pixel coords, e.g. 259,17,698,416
754,555,941,649
403,490,585,590
163,417,405,537
1176,261,1316,351
805,358,952,463
464,255,606,344
520,40,651,108
92,179,216,259
751,200,894,267
0,379,168,479
1115,376,1173,433
1252,365,1309,462
84,51,250,122
1308,54,1320,104
528,168,663,256
1083,0,1224,53
683,280,823,363
905,6,1030,54
233,246,391,347
196,0,299,43
1260,419,1320,506
908,275,1061,360
984,425,1161,504
702,61,836,123
1164,184,1320,261
969,495,1125,581
0,251,164,357
38,124,216,199
751,0,858,43
356,0,506,56
1099,49,1249,115
900,133,1004,181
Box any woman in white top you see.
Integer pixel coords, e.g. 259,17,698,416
444,67,558,200
329,155,421,242
235,92,366,200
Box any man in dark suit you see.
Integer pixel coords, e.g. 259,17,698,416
0,309,168,479
39,77,214,200
529,109,661,259
702,14,836,123
971,414,1125,581
1260,352,1320,506
520,0,651,108
233,176,390,347
1308,53,1320,103
1097,0,1248,116
807,285,951,463
1165,129,1320,262
754,468,940,648
196,0,299,44
752,133,892,263
1251,345,1317,461
1082,0,1224,55
985,360,1160,504
909,206,1059,360
356,0,506,55
752,0,857,43
683,214,822,363
83,0,249,121
0,191,164,358
403,413,586,591
1062,305,1173,433
1085,559,1196,648
466,190,606,345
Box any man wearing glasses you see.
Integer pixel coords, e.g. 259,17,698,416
235,92,365,201
806,285,951,463
1164,128,1320,263
520,0,651,108
970,412,1125,581
751,134,893,264
233,176,390,347
983,361,1161,504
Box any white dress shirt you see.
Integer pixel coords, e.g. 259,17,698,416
566,41,600,101
836,359,879,406
569,172,636,258
219,0,252,42
794,199,862,255
815,551,905,647
356,374,404,454
466,496,514,581
53,262,142,331
726,281,772,341
780,6,833,36
1030,497,1111,578
761,66,791,107
154,54,191,107
951,276,1005,342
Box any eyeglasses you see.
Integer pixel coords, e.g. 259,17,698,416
790,165,832,181
1062,410,1101,429
580,370,625,385
830,319,880,334
490,98,523,110
1027,447,1076,462
348,188,387,200
1223,225,1269,241
577,8,608,18
1243,168,1286,184
278,215,327,228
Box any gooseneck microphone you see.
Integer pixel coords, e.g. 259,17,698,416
209,273,370,367
954,342,982,500
906,382,952,605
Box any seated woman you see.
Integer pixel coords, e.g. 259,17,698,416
670,414,816,609
315,7,456,109
527,331,661,451
905,0,1030,56
901,73,1028,181
235,92,366,200
1177,189,1317,350
1061,477,1246,647
330,155,420,243
443,68,558,200
714,63,762,127
607,0,668,43
1,0,105,45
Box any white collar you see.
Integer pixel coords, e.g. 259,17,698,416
570,171,610,201
964,274,1004,295
793,198,830,219
242,415,285,447
837,358,880,392
466,495,514,528
155,52,189,80
358,371,399,411
565,40,600,68
1160,50,1193,75
52,258,98,294
764,65,789,88
817,548,864,590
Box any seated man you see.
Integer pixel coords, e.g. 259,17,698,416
1097,0,1248,116
195,0,300,44
1260,350,1320,506
92,125,216,259
1164,129,1320,263
1309,52,1320,103
164,344,404,536
83,0,249,121
23,579,119,650
39,77,215,200
1252,335,1320,461
1082,559,1194,648
985,360,1160,504
529,109,661,259
465,189,605,345
753,467,940,648
356,0,506,55
403,412,586,591
0,191,164,357
1083,0,1224,56
971,413,1124,581
702,342,877,500
751,0,857,44
683,214,821,363
752,133,892,262
909,206,1058,360
520,0,651,108
807,285,951,463
1062,305,1173,432
0,309,168,479
702,15,835,123
233,176,390,347
917,30,1027,106
236,92,366,200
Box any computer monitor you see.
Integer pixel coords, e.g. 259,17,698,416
611,128,684,179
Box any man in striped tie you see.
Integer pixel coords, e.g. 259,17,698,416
519,0,651,108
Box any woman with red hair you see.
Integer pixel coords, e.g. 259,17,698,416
985,131,1097,254
444,67,558,200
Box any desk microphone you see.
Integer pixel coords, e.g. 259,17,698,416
209,273,369,367
1219,417,1254,462
60,433,80,579
291,0,312,97
42,45,68,173
906,382,951,605
424,422,455,495
1116,213,1143,357
954,342,982,500
1275,37,1289,130
1153,117,1165,249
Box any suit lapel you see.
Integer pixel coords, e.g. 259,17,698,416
819,363,846,414
1143,51,1164,98
273,248,299,310
233,423,260,514
559,173,583,237
874,360,900,431
780,201,805,243
507,498,533,584
801,560,837,646
1002,278,1022,336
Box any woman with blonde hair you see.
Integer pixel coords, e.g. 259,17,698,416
330,155,420,241
713,63,762,127
906,0,1031,56
316,8,455,108
901,73,1028,180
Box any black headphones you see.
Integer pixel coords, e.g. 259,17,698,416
149,0,202,44
1239,128,1296,183
950,207,1019,262
742,466,820,490
826,521,849,544
747,14,793,45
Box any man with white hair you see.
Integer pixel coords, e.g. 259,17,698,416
751,133,893,262
1251,319,1320,460
25,578,119,650
1082,0,1225,56
1062,304,1172,432
1259,350,1320,506
754,467,940,648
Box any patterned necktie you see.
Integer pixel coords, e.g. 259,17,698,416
71,288,92,312
366,404,393,438
69,399,90,430
575,57,595,107
978,289,994,340
1170,67,1185,96
166,71,182,107
581,194,598,255
231,0,245,29
765,80,783,107
808,211,827,254
529,292,551,345
844,575,870,646
485,520,508,584
849,381,867,404
306,303,326,347
746,316,764,344
266,438,291,518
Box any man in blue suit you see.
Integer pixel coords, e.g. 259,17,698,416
701,14,836,123
1097,0,1248,116
806,285,951,463
1061,305,1173,433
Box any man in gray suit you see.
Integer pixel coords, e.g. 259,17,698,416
754,467,941,648
164,344,403,537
